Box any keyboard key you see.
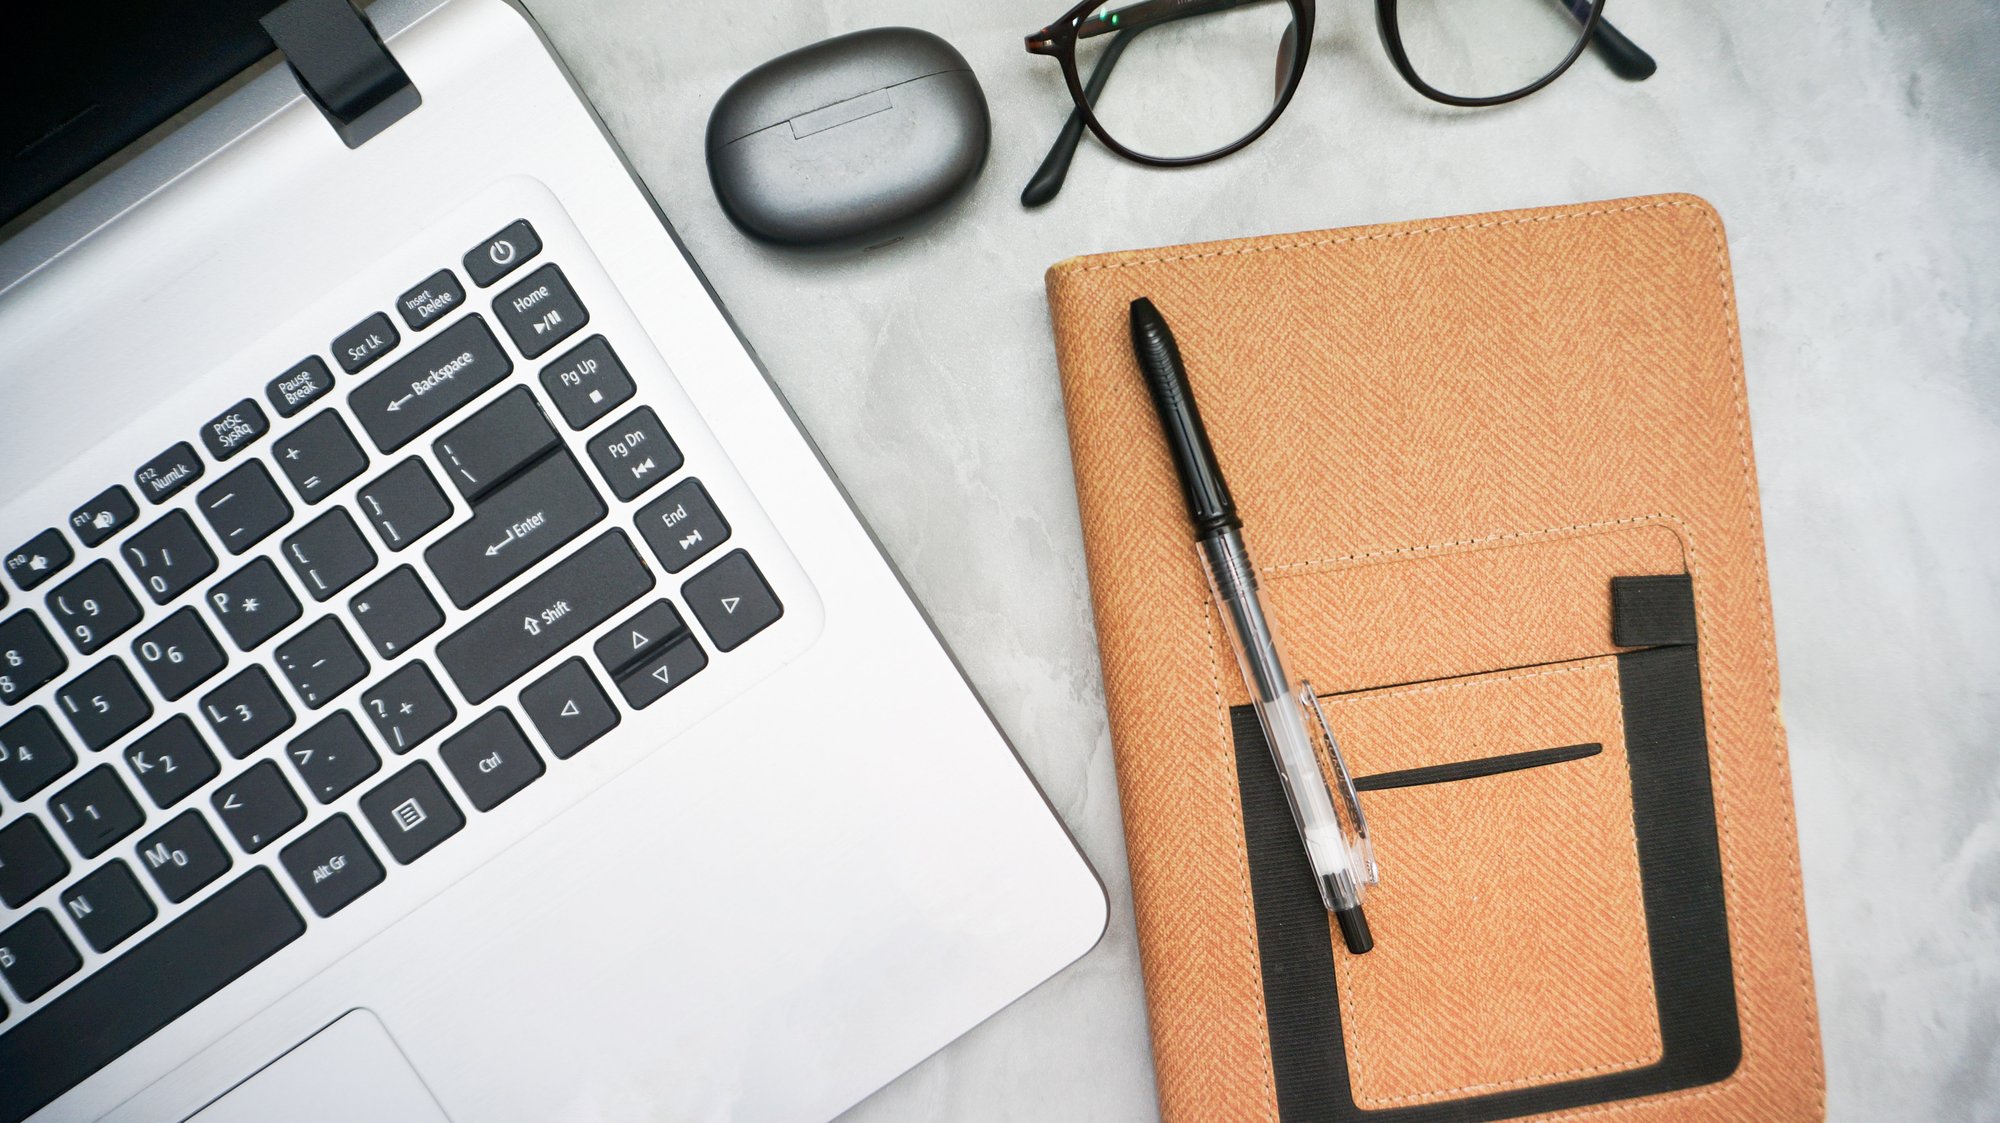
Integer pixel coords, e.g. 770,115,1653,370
131,608,227,700
200,667,295,759
636,478,729,574
0,870,303,1123
494,264,588,358
0,818,68,908
283,508,376,601
206,557,302,651
48,766,144,858
0,910,81,1002
464,219,541,287
425,452,607,609
356,458,453,551
286,712,381,803
197,460,292,554
349,315,514,453
396,268,466,332
594,599,687,678
60,860,156,953
437,531,654,704
275,618,368,709
200,398,271,462
332,311,400,374
134,442,205,505
123,716,219,809
281,814,385,917
585,406,681,502
612,634,707,709
54,660,151,751
212,761,304,852
684,550,785,652
123,510,218,604
6,529,72,592
45,561,143,655
272,411,368,504
540,336,635,430
134,810,232,903
359,761,463,864
266,356,336,418
432,386,559,500
69,486,138,548
519,658,618,759
0,709,76,800
360,662,454,754
349,566,442,658
0,611,68,702
440,709,544,811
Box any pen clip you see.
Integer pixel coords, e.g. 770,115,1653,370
1300,680,1377,886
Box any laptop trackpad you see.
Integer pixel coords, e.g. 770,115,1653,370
187,1009,451,1123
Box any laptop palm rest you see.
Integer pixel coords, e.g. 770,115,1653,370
186,1009,450,1123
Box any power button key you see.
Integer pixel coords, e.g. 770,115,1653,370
464,219,542,288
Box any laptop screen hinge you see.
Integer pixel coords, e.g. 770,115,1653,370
261,0,421,148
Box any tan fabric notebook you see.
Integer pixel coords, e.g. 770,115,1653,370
1045,194,1822,1122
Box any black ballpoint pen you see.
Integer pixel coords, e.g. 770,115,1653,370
1129,297,1377,954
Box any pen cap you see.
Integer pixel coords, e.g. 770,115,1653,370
1130,298,1239,535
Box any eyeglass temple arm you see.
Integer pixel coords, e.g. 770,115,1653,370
1553,0,1657,80
1021,22,1140,207
1587,15,1656,80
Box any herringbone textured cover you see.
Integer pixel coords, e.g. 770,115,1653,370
1045,195,1822,1121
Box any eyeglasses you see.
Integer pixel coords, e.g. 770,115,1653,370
1021,0,1657,206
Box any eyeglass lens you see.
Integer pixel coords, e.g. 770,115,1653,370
1394,0,1598,100
1075,0,1300,162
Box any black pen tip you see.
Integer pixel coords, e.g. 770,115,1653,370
1335,904,1374,955
1129,296,1160,326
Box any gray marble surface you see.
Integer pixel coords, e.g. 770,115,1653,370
521,1,1999,1119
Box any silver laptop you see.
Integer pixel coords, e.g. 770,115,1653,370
0,2,1105,1119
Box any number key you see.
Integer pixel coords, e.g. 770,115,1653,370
0,708,78,800
44,561,142,657
54,658,152,751
124,716,220,808
1,610,68,702
131,608,227,700
123,510,218,605
48,765,145,858
135,810,232,903
200,666,295,759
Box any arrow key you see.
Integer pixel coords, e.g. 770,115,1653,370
7,529,73,592
591,599,686,679
520,658,618,759
684,550,784,653
611,633,706,710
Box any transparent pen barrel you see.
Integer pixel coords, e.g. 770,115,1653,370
1200,531,1369,912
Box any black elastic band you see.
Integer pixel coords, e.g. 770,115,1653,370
1351,743,1601,792
1611,574,1697,648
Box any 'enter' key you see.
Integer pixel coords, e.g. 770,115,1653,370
424,451,606,609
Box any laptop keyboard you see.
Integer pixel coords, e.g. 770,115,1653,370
0,214,794,1113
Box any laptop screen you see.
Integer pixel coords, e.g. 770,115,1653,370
1,0,287,227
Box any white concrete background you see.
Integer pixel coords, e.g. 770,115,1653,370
518,2,1998,1119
